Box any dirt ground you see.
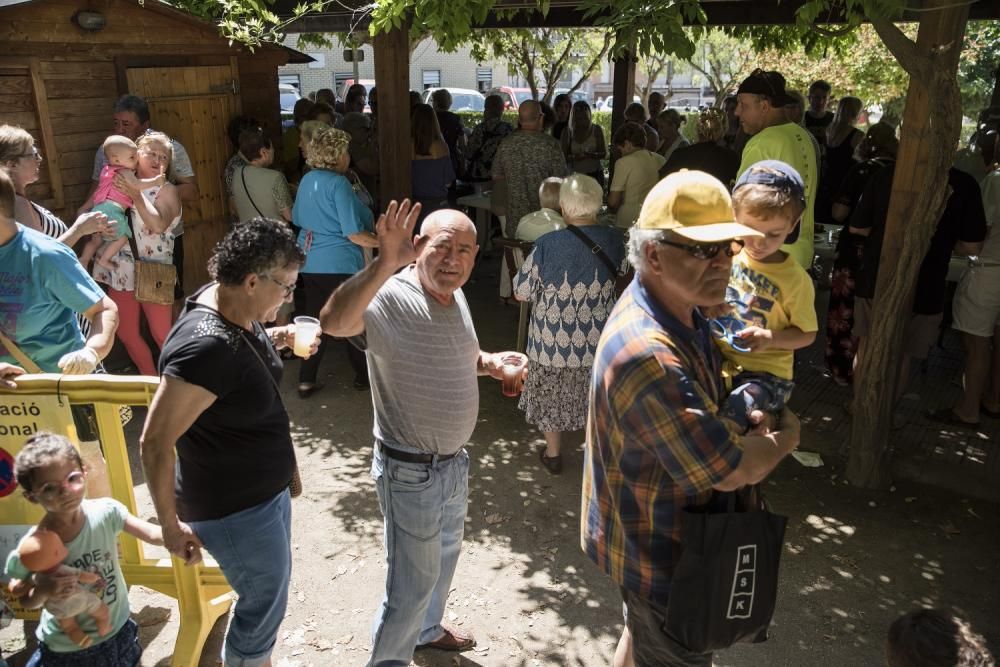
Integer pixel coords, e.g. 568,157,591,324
2,268,998,666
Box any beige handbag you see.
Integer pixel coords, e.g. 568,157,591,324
126,222,177,305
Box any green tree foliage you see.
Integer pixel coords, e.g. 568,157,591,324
959,22,1000,114
466,28,613,105
685,29,757,103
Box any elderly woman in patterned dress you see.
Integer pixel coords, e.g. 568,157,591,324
513,174,624,474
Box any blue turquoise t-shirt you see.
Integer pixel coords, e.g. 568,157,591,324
0,225,105,372
5,498,130,653
293,169,374,275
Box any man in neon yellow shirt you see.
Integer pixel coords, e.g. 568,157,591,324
735,69,818,268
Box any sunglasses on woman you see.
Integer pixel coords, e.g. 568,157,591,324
657,238,745,260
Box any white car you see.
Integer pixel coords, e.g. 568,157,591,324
421,87,486,112
596,95,641,112
279,83,301,127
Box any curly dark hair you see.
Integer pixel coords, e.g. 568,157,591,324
208,218,305,286
14,432,83,492
887,608,995,667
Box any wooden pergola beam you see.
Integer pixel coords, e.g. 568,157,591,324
610,41,636,141
373,22,411,209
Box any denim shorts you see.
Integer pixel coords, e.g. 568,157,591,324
26,618,141,667
190,489,292,667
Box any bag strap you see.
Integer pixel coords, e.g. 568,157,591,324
125,214,141,264
0,330,43,374
240,166,266,219
564,224,618,276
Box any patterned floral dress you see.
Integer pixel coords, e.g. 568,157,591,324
824,157,895,385
513,224,624,432
91,185,181,293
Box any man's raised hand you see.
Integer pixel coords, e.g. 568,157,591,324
375,199,424,272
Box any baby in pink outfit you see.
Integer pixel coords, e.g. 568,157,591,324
80,135,163,269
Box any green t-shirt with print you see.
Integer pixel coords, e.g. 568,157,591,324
4,498,130,653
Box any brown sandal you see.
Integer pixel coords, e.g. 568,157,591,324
416,622,476,652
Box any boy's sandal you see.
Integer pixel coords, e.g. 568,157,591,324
926,408,979,429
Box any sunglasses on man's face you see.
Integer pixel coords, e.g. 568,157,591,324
657,238,745,260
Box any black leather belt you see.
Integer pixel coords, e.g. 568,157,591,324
379,443,458,464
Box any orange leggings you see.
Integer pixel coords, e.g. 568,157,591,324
108,288,173,376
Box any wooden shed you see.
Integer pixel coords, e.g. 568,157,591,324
0,0,310,291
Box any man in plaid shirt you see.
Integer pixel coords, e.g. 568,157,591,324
582,170,801,666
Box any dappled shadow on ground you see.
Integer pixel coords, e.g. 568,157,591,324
253,257,998,665
715,461,999,666
794,288,1000,499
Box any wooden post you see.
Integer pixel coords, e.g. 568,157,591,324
374,22,411,209
610,37,636,142
847,1,970,488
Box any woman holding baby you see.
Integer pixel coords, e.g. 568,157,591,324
90,131,182,376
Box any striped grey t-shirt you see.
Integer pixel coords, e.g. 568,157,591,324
363,266,481,455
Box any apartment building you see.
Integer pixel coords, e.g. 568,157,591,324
279,34,505,96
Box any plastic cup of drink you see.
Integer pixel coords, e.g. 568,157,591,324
501,354,526,397
293,316,321,358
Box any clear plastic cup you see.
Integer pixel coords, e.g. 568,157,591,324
501,354,527,397
293,316,321,358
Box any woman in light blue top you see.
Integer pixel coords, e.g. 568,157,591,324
513,174,624,474
292,126,378,398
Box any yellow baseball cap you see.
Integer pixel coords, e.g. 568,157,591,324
635,170,763,242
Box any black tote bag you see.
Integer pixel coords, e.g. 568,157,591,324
664,486,787,652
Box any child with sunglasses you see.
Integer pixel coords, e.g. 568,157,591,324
713,160,819,432
5,433,163,666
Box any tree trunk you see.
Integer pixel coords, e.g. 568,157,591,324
847,2,969,488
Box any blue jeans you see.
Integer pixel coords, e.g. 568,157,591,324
368,441,470,667
190,489,292,667
722,371,795,433
26,618,141,667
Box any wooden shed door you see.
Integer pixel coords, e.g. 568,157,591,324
126,64,240,292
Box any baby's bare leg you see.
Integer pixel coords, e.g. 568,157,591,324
90,599,113,636
78,235,103,267
56,616,92,647
97,236,129,270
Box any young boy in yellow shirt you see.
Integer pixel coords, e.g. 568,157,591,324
714,160,819,431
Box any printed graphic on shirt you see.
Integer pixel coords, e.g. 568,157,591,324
727,270,776,330
0,272,25,343
70,548,119,607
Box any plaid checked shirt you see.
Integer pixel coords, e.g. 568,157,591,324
581,278,744,606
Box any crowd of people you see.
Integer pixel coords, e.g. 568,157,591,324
0,64,997,667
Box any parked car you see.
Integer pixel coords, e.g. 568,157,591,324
553,88,590,104
421,87,486,112
595,94,641,112
279,83,301,128
486,86,545,110
337,78,376,103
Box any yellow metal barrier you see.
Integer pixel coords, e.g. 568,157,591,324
0,374,233,666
